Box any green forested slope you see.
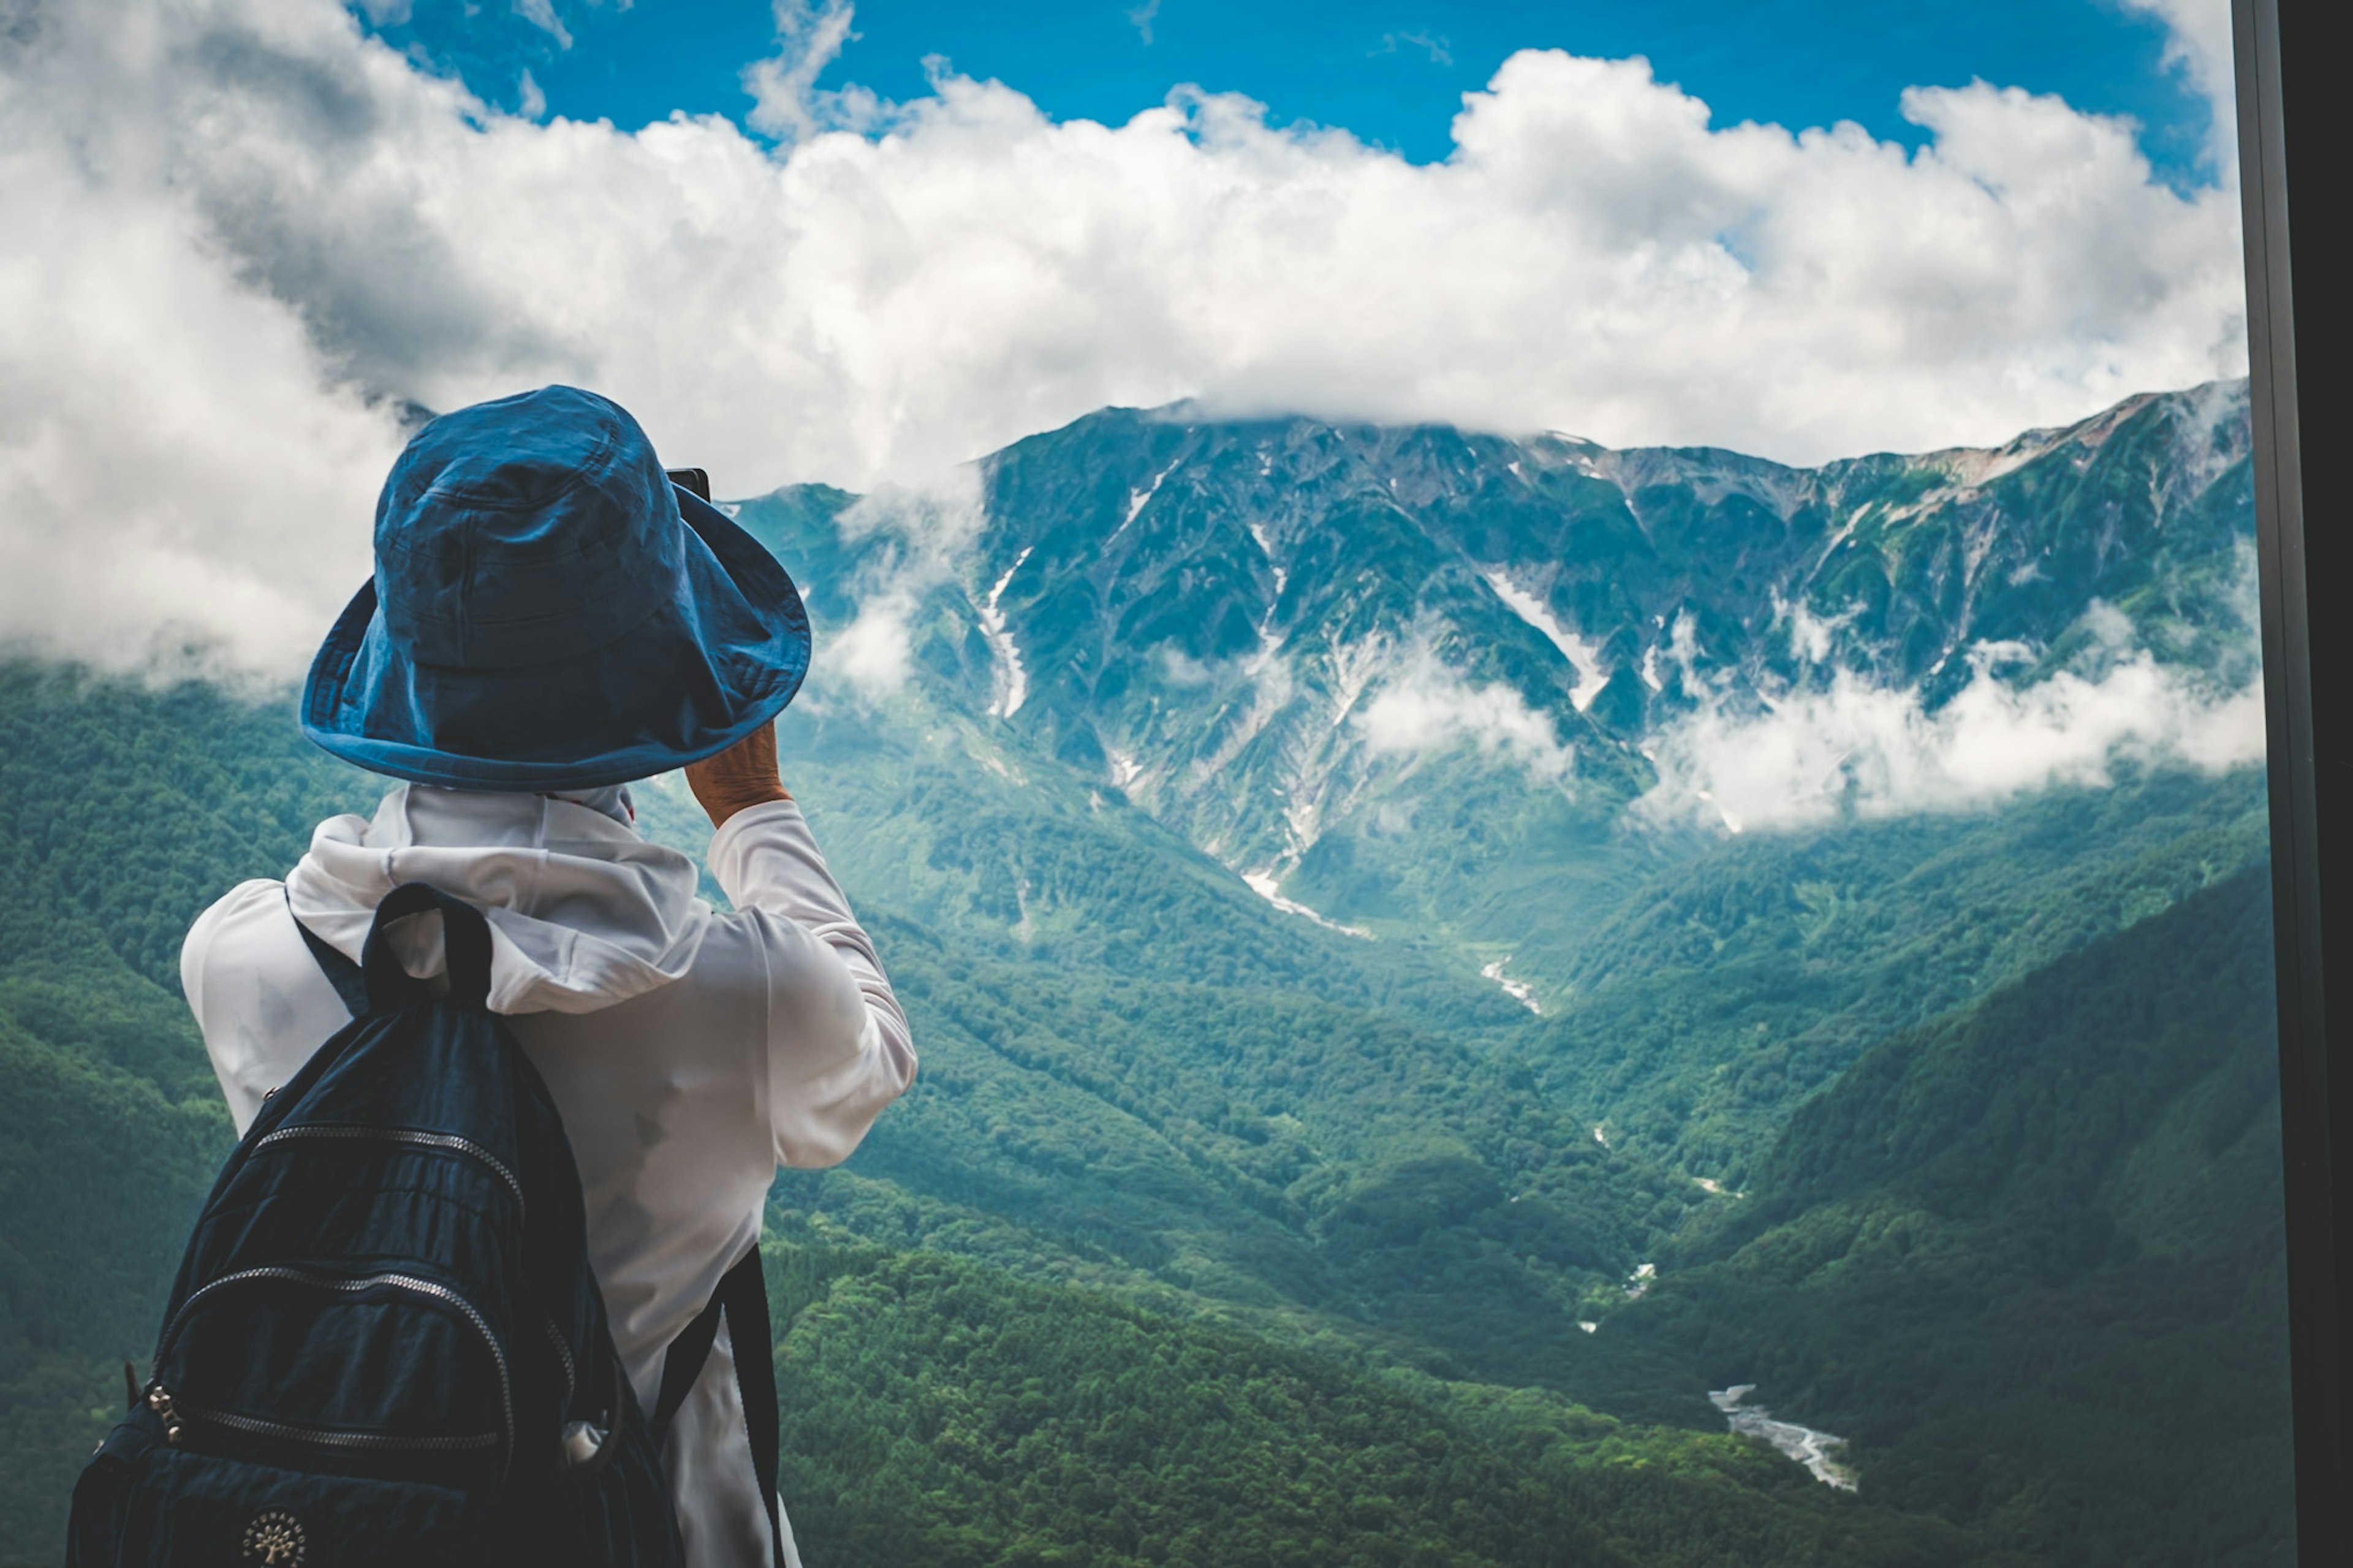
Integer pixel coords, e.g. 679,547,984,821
0,665,378,1557
1533,767,2272,1181
1583,869,2293,1564
759,1222,1991,1568
0,665,1965,1566
803,906,1708,1376
0,656,2292,1567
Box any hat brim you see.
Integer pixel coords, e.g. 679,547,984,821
301,487,812,791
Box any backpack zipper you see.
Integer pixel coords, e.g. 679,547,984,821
542,1316,577,1409
251,1124,525,1218
156,1267,514,1477
145,1383,497,1453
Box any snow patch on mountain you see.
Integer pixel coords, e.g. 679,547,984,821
1480,957,1542,1013
1480,569,1612,710
1242,872,1371,938
1639,645,1665,692
1248,520,1289,599
1325,638,1387,729
1117,461,1180,537
980,547,1033,718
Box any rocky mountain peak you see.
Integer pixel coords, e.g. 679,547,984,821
735,379,2257,958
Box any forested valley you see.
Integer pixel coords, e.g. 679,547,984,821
0,656,2287,1567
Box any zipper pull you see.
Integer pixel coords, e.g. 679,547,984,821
146,1381,184,1445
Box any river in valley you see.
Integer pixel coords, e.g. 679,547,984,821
1708,1385,1857,1490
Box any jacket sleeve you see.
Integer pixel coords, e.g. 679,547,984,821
706,798,917,1168
181,878,356,1137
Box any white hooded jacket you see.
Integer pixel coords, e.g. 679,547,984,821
180,784,918,1568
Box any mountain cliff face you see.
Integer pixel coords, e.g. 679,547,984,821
737,379,2256,989
971,377,2249,759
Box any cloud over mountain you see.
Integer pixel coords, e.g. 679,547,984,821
1638,646,2265,833
1,0,2243,675
1355,645,1577,785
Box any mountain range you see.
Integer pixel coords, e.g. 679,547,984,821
0,378,2290,1566
735,377,2256,990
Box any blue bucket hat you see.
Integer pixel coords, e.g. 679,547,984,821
301,385,810,791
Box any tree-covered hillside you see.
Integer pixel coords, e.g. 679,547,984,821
1529,765,2272,1180
0,665,376,1555
0,664,1979,1566
0,653,2290,1566
760,1224,1996,1568
1582,869,2293,1565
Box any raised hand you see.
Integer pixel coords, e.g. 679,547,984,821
683,721,792,828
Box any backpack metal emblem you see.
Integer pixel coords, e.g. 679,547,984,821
242,1508,305,1566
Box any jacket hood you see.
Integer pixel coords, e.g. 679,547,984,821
285,784,711,1015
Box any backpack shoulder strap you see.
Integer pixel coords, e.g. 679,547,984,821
286,889,369,1018
288,881,494,1018
721,1251,785,1563
656,1248,785,1568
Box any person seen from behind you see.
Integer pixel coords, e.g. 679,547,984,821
177,386,917,1566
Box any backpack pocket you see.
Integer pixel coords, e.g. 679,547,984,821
114,1441,468,1566
153,1263,512,1482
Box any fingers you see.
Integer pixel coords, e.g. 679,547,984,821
685,722,792,827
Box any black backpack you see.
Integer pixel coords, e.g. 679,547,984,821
66,884,786,1567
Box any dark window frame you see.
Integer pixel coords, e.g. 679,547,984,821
2235,1,2350,1558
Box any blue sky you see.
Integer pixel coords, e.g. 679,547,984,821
362,1,2215,183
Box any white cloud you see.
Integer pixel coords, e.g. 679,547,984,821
0,0,2249,676
1374,32,1453,68
1649,561,2269,834
0,105,400,675
513,0,573,51
1778,594,1858,667
1355,646,1575,782
1637,648,2265,833
829,583,920,700
1159,648,1224,688
743,0,865,142
834,466,986,559
816,468,984,703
